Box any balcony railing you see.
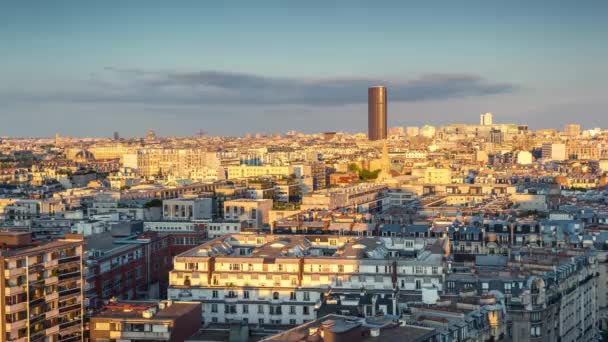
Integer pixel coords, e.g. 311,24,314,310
58,271,81,281
58,287,81,297
59,319,81,330
120,331,171,340
59,303,81,314
59,335,82,342
58,256,80,265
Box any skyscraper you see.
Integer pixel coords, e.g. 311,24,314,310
368,86,387,140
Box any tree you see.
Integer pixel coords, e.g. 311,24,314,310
348,163,360,172
144,199,162,208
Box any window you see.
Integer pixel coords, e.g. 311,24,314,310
258,305,264,314
243,304,249,314
338,265,344,273
290,306,296,315
303,292,310,301
258,318,264,325
212,290,219,298
504,283,512,294
290,292,296,300
270,306,282,315
224,305,237,314
415,279,422,290
290,319,297,325
273,292,280,300
303,306,310,315
415,266,424,274
530,326,541,337
432,266,438,275
211,304,218,313
243,291,250,299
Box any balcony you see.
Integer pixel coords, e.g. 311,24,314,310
45,291,59,302
46,325,60,335
59,303,81,314
45,276,59,285
58,271,81,281
5,285,26,296
5,319,26,331
6,337,26,342
29,311,46,324
60,335,82,342
29,296,45,307
59,287,81,298
120,331,171,340
5,302,26,314
45,259,59,268
4,267,26,278
58,256,80,265
46,308,60,319
59,319,81,330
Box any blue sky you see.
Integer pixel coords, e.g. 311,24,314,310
1,1,607,137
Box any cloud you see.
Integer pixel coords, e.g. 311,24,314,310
62,68,517,106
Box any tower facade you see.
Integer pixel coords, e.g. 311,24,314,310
480,112,493,126
368,86,387,140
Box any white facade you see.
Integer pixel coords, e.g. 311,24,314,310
480,112,493,126
168,234,445,326
516,151,533,165
224,199,272,228
163,197,213,221
542,143,566,161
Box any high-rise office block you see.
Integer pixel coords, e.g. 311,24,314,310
368,86,387,140
480,112,493,126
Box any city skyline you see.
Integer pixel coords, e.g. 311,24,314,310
1,1,607,136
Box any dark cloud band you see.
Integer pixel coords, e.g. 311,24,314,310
86,68,516,106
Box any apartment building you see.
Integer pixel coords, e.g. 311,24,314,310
226,165,292,179
446,249,599,342
168,234,445,326
1,233,85,342
204,220,245,239
162,197,213,221
301,183,388,213
542,143,567,161
224,199,272,229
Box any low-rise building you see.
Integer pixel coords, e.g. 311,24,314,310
90,300,202,342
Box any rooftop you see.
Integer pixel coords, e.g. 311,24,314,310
92,300,200,322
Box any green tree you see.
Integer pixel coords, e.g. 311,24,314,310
144,199,162,208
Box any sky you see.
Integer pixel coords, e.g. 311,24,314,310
0,1,607,137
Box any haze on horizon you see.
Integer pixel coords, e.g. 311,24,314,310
1,0,607,137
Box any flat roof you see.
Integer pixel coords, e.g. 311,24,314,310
92,301,200,322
